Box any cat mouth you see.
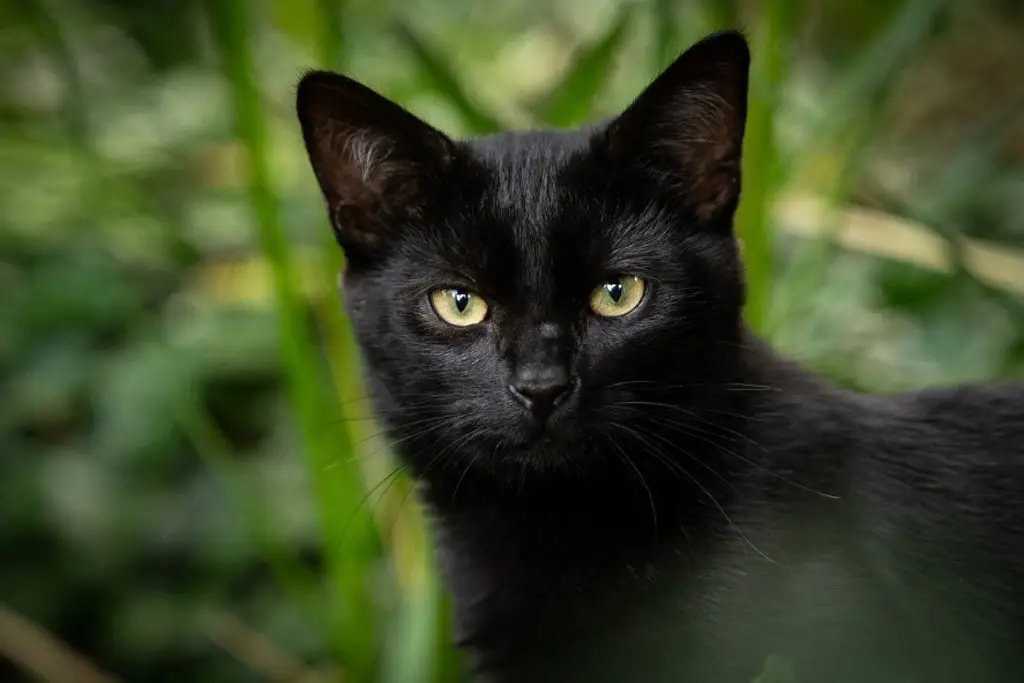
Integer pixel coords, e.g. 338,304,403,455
517,414,573,445
497,439,575,468
498,421,584,460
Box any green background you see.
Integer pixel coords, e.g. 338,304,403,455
2,0,1023,681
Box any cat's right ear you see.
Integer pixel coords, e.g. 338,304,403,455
296,71,456,261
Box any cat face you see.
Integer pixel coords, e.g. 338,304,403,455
297,32,750,477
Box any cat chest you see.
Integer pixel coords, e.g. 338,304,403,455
443,537,920,683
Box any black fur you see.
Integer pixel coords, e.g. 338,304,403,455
297,31,1024,683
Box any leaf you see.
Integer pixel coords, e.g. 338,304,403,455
393,22,506,135
534,4,635,128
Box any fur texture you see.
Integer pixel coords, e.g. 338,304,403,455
297,31,1024,683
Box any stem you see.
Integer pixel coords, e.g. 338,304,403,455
208,0,376,676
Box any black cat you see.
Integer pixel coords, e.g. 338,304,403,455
296,30,1024,683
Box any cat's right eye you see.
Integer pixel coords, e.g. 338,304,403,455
429,287,490,327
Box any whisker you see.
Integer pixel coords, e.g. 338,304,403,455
324,416,452,470
603,379,780,394
631,418,739,496
450,430,489,503
615,400,762,449
619,406,839,501
338,463,407,546
597,426,658,533
606,421,777,565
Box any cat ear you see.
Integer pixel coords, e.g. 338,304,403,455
604,31,750,224
296,71,456,259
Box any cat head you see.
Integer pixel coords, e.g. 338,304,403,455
296,32,751,482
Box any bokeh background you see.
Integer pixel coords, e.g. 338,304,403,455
2,0,1023,681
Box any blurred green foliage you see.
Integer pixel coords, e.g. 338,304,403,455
1,0,1022,682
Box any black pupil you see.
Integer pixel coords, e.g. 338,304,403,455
605,280,624,303
453,290,471,313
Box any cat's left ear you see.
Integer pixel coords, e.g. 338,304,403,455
603,31,750,225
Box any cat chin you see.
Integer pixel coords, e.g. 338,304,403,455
486,448,581,475
483,431,600,473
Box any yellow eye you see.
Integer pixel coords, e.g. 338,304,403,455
589,276,646,317
430,287,489,327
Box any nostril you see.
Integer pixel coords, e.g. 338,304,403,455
508,376,573,415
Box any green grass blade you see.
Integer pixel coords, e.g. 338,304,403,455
768,0,950,334
906,86,1024,278
700,0,740,32
857,85,1024,234
17,0,105,233
535,4,635,128
915,87,1024,224
316,0,346,69
177,389,327,631
379,510,443,683
734,0,796,334
266,0,344,68
15,0,89,145
652,0,679,72
208,0,378,677
311,6,454,681
766,112,880,336
393,22,506,135
785,0,948,177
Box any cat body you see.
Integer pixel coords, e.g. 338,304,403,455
296,31,1024,682
426,355,1024,683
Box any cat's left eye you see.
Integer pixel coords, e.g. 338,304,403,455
430,287,489,327
589,276,646,318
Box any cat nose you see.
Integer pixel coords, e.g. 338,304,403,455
509,366,573,417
